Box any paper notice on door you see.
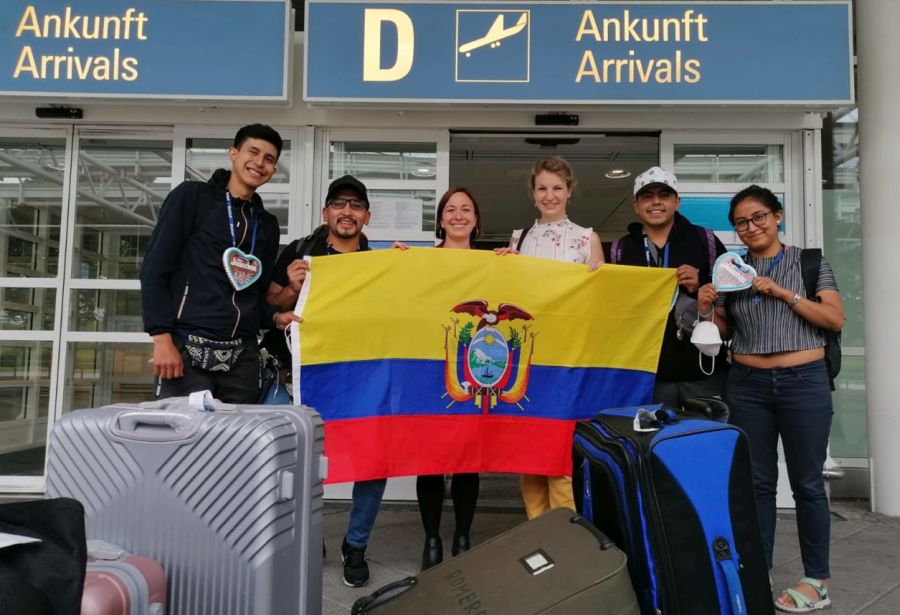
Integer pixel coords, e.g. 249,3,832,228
367,197,423,232
0,532,41,550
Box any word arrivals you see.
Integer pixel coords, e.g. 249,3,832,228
13,46,138,81
576,49,700,84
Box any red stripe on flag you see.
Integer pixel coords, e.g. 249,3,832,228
323,415,575,484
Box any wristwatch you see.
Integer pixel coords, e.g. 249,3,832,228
791,293,802,306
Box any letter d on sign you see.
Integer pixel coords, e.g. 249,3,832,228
363,9,414,81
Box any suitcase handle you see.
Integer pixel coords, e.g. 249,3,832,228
139,392,236,413
351,576,417,613
111,411,202,441
569,514,617,551
682,397,730,422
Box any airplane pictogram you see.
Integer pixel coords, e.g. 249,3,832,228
458,13,528,57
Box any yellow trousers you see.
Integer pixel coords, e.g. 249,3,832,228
520,474,575,519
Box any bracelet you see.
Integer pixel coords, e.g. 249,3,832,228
790,292,802,307
698,306,715,318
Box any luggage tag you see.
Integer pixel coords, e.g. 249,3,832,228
188,390,218,412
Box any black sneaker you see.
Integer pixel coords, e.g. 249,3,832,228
341,536,369,587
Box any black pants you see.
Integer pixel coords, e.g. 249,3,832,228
416,473,479,539
156,337,261,404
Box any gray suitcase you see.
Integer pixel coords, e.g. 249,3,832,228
352,508,640,615
45,394,325,615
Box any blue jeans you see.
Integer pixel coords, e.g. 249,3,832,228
725,359,832,579
346,478,388,548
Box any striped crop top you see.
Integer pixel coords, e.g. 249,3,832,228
724,245,838,355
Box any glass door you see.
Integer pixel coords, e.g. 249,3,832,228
57,128,175,427
0,127,71,492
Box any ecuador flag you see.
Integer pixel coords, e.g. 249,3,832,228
293,248,675,483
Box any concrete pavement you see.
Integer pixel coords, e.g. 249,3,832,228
322,499,900,614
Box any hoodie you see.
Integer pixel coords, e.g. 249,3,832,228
613,212,727,382
140,169,279,341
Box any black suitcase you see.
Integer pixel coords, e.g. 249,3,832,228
573,405,773,615
352,508,639,615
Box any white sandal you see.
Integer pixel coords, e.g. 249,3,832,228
775,577,831,613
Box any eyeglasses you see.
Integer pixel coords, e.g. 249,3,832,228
327,198,367,211
733,211,772,233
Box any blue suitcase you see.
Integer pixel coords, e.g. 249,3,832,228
572,405,773,615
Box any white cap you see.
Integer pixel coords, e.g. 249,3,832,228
633,166,679,196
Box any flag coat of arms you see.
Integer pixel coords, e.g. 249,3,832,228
292,248,675,483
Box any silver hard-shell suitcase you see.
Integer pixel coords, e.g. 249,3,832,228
45,395,325,615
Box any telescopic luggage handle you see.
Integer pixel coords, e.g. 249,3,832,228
681,397,730,422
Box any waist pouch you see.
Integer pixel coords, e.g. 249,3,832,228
184,334,245,373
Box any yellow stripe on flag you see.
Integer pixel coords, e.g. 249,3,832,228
296,248,675,373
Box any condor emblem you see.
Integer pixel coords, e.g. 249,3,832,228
442,299,536,413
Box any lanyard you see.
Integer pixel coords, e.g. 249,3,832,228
759,247,784,277
642,235,669,268
225,191,258,254
752,247,784,304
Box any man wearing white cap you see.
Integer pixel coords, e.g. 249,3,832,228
609,166,728,406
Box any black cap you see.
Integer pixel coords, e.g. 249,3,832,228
326,175,369,208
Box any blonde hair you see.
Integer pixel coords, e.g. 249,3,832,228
529,156,577,191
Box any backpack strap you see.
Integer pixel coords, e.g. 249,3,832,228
610,238,623,264
701,227,717,273
296,225,329,258
800,248,822,300
516,227,529,253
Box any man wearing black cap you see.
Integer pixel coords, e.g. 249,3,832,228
260,174,384,588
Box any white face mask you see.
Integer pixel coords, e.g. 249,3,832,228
691,319,722,375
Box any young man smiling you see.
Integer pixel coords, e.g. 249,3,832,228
610,166,728,407
141,123,294,403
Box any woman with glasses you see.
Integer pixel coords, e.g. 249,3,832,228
698,185,844,613
497,156,603,519
394,187,483,570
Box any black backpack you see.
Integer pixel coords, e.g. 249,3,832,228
0,498,87,615
800,248,842,390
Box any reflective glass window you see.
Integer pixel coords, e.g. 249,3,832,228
329,142,437,181
64,342,153,414
72,138,173,279
0,138,65,277
675,144,784,183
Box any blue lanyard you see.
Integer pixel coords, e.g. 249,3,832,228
225,191,258,254
642,235,669,268
752,247,784,304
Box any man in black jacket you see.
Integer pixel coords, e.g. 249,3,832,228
610,166,728,407
141,124,295,403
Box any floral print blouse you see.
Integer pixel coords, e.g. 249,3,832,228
509,218,593,264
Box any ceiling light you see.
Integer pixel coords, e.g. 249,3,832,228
411,166,435,177
605,169,631,179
